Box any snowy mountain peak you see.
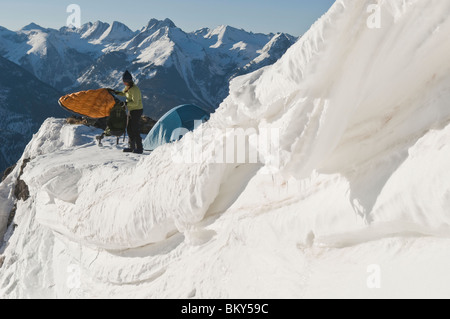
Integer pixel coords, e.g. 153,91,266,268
96,21,135,43
193,27,210,37
206,24,234,38
236,32,298,75
261,33,297,52
205,25,271,49
143,18,176,32
110,21,131,31
81,21,110,40
21,23,46,32
93,20,109,28
207,25,255,37
77,22,94,33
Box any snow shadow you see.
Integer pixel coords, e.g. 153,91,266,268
338,118,450,224
106,232,185,258
343,150,409,223
205,163,263,219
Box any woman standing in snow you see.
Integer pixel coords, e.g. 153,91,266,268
113,71,144,154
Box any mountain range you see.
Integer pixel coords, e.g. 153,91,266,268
0,19,297,119
0,55,66,173
0,19,297,173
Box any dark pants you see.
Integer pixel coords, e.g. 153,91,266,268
128,109,143,151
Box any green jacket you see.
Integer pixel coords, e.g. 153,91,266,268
116,85,143,111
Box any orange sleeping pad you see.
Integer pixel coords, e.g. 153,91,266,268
58,89,116,119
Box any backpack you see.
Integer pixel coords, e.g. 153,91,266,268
106,100,128,137
96,100,128,146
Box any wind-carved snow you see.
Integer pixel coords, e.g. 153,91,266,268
1,0,450,298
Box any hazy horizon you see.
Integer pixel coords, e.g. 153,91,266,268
0,0,335,36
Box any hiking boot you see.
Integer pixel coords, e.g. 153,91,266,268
133,149,143,154
123,148,134,153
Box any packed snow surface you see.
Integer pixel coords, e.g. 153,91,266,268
1,0,450,298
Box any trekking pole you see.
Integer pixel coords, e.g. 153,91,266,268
124,102,130,143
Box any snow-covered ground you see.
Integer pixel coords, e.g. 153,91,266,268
1,0,450,298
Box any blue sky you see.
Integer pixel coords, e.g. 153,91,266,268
0,0,335,36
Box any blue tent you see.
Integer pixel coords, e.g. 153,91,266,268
143,104,210,151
